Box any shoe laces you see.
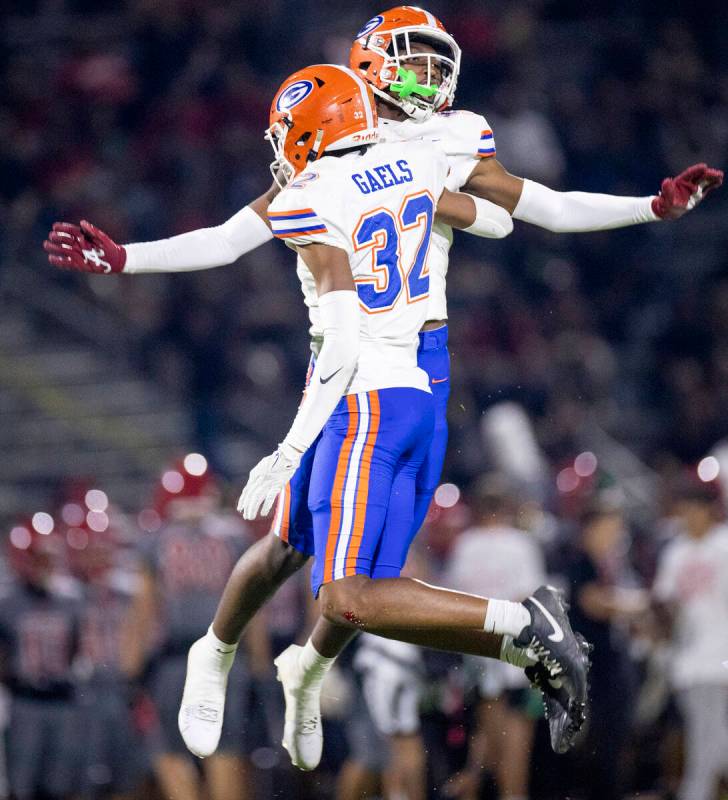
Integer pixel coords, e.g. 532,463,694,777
528,635,564,679
297,716,320,735
193,703,220,722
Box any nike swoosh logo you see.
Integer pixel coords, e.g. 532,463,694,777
320,367,343,384
529,596,564,643
431,377,448,384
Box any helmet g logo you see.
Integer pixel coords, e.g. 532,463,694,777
276,80,314,112
356,15,384,38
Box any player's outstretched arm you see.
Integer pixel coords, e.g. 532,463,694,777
43,183,279,275
462,157,723,233
436,189,513,238
238,243,359,520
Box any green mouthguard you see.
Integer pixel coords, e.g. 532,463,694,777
390,67,438,99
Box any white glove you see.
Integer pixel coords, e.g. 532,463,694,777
237,445,302,520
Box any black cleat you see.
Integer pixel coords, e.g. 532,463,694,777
516,585,590,732
526,632,592,753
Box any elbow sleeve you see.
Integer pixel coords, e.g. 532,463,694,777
319,290,361,373
283,290,360,453
463,196,514,239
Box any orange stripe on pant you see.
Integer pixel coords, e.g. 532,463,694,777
278,483,291,543
323,395,359,584
345,391,380,576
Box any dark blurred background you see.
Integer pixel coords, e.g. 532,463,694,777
1,0,727,514
2,2,728,799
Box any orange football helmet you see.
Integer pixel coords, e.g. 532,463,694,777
349,6,461,121
266,64,379,187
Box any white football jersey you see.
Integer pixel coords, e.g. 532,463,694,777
378,109,495,321
288,110,495,333
653,524,728,688
268,140,449,395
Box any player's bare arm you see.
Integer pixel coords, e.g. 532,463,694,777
43,180,279,275
295,243,356,295
435,188,513,239
463,155,723,229
460,156,525,214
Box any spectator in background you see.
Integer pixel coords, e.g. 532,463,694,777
566,499,650,800
129,455,258,800
652,476,728,800
0,518,82,800
443,474,546,800
67,508,146,800
341,546,434,800
486,81,566,187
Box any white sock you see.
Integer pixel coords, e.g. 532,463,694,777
203,626,238,670
484,599,531,637
500,634,537,668
297,639,336,691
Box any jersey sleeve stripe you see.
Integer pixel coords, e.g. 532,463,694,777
269,204,328,238
272,224,328,238
478,128,495,156
268,207,317,219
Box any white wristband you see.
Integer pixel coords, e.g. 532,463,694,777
463,195,513,239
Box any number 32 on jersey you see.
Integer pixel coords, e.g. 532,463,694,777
352,191,434,313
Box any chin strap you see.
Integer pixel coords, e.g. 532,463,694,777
307,129,325,162
390,67,438,98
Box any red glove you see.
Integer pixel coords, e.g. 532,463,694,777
651,163,723,220
43,220,127,274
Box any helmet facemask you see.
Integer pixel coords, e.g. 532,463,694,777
266,115,295,189
266,117,334,189
363,26,460,121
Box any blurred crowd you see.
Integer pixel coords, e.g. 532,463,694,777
2,456,728,800
3,0,728,798
3,0,728,477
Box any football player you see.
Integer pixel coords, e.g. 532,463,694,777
42,4,722,764
236,62,590,773
0,517,83,800
652,477,728,800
